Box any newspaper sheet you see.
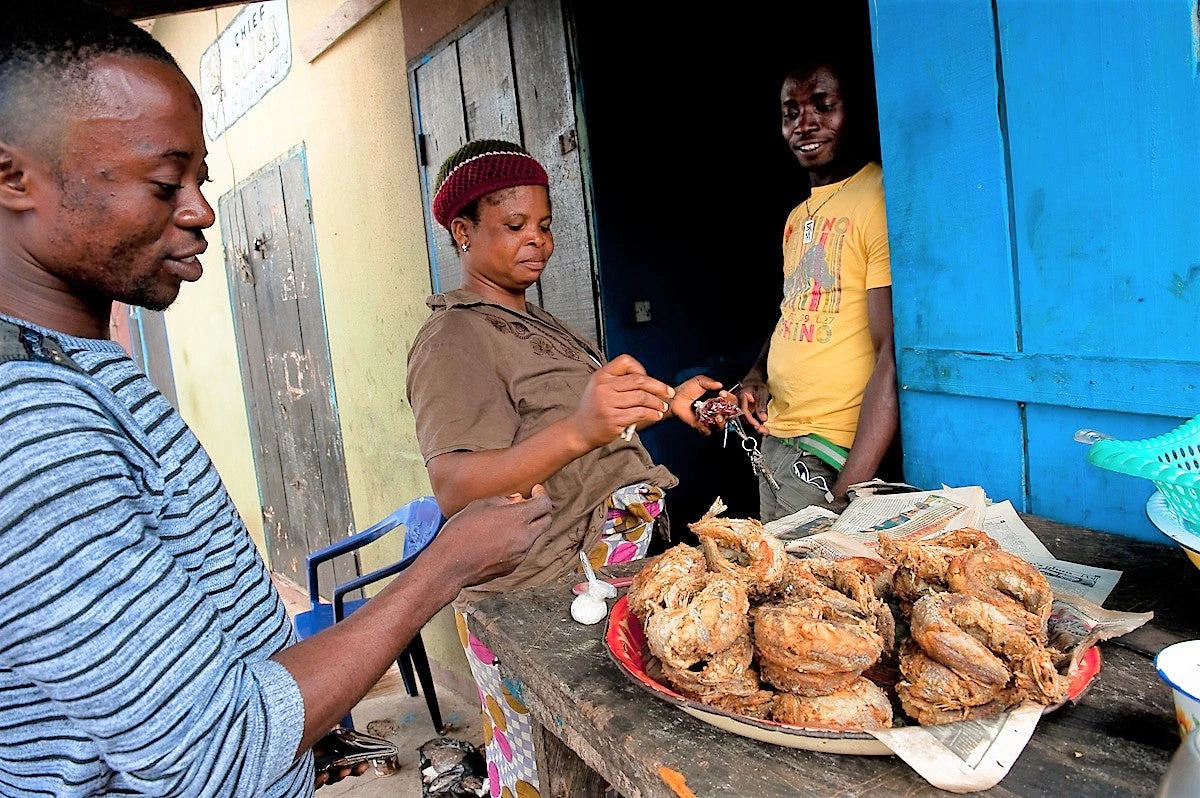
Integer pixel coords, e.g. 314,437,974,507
871,704,1044,794
763,505,839,542
938,485,988,531
831,493,965,542
980,500,1054,559
1028,556,1122,606
829,485,987,543
781,530,884,561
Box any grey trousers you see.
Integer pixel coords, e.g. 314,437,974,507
757,435,841,522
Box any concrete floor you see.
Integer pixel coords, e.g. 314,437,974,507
274,576,484,798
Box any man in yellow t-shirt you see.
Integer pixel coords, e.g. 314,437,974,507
736,55,898,521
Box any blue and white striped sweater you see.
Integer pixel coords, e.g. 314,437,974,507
0,319,311,797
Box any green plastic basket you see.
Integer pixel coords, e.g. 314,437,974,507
1087,414,1200,535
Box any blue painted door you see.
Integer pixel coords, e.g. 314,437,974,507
871,0,1199,541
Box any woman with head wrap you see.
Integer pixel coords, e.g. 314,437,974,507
407,140,722,795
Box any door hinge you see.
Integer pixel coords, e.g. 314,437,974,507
417,133,428,167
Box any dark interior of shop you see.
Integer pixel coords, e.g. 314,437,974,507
570,1,882,537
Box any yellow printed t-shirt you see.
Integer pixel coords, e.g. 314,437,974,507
766,162,891,449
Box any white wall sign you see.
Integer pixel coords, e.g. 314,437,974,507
199,0,292,141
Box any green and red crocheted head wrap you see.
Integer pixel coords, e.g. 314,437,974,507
432,139,549,231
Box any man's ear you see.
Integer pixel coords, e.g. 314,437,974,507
0,140,38,212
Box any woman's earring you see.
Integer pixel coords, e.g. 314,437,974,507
460,241,470,252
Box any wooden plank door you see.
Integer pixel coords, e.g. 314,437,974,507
870,0,1198,541
414,42,466,297
993,1,1200,538
508,0,596,342
218,146,356,588
409,0,600,345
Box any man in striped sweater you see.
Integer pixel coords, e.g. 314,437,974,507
0,3,551,796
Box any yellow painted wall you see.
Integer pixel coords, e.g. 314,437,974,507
151,1,469,683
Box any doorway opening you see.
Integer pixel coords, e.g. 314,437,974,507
570,1,883,532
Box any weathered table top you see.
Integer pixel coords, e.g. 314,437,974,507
467,515,1198,797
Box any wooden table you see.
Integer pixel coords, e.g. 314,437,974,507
466,516,1198,797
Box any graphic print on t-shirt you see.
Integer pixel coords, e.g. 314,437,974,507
779,214,853,344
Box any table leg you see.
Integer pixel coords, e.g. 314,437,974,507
532,720,607,797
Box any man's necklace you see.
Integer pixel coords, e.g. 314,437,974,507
802,170,857,244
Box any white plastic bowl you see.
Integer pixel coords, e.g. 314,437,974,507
1148,491,1200,570
1156,639,1200,739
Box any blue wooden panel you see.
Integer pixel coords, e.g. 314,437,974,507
997,0,1200,362
873,0,1200,541
1025,404,1184,542
899,391,1027,508
900,349,1199,418
870,0,1018,353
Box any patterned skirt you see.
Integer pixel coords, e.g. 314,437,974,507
455,483,664,798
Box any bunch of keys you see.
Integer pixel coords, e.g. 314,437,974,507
693,393,781,493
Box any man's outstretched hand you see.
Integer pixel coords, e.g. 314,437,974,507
312,728,372,789
431,485,553,589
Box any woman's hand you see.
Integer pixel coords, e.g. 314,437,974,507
571,354,674,448
669,376,725,434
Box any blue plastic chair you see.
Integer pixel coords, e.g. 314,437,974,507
293,496,445,732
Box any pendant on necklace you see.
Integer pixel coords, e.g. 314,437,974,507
803,218,815,244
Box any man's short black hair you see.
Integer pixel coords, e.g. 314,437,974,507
0,0,179,152
783,46,870,115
